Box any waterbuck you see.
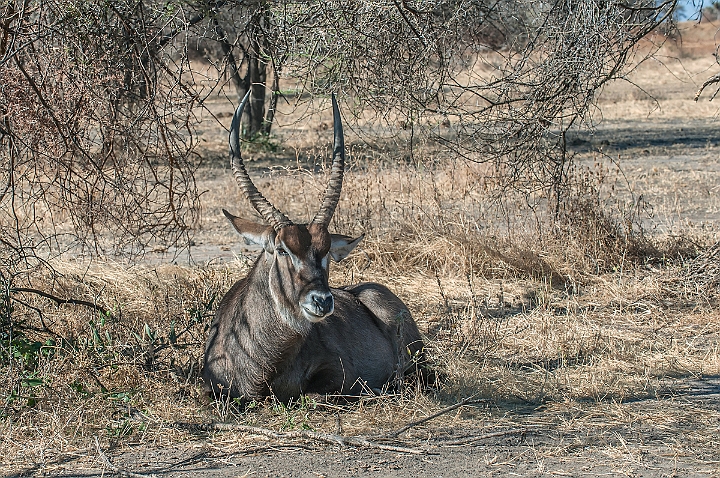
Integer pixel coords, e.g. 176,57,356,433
203,92,425,402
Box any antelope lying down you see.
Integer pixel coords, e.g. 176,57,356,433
203,92,425,402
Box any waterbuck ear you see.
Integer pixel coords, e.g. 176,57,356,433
329,234,364,262
222,209,274,250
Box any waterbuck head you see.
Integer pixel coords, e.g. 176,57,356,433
224,92,363,326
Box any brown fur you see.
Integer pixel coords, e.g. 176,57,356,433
202,220,425,401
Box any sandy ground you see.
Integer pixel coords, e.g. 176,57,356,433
28,375,720,477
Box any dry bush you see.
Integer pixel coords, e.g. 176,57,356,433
298,153,685,283
0,0,680,267
0,2,203,258
0,0,684,315
661,241,720,303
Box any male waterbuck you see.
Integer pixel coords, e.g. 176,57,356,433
203,92,425,401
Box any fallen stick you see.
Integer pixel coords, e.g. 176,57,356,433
180,422,425,455
389,395,485,437
435,428,526,446
94,436,156,478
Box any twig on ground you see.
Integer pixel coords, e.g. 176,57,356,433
176,422,425,454
389,395,485,437
232,443,314,455
94,436,156,478
163,451,211,471
87,368,109,393
435,428,526,446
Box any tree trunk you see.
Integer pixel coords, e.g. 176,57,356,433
263,67,280,135
245,38,267,138
212,2,270,139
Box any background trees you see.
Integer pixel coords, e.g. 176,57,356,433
0,0,678,267
701,1,720,21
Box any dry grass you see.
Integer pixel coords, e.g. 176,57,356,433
3,25,720,474
4,250,720,471
3,246,720,473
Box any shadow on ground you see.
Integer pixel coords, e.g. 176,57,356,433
567,118,720,154
11,375,719,477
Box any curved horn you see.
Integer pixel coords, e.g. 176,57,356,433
230,90,292,231
312,94,345,227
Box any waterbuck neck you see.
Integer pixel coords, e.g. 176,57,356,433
239,253,314,368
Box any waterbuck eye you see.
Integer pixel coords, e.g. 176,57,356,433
276,247,289,256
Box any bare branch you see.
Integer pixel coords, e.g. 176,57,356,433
175,422,426,454
695,72,720,101
389,395,487,437
11,287,112,319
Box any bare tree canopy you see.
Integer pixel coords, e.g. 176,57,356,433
270,0,677,200
0,0,678,270
0,0,202,260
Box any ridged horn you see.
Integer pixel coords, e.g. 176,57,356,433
312,94,345,227
230,90,292,231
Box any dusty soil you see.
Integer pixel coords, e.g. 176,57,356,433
25,375,720,477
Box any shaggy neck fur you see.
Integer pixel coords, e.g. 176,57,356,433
231,252,312,395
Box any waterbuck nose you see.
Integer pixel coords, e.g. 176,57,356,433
311,292,334,316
